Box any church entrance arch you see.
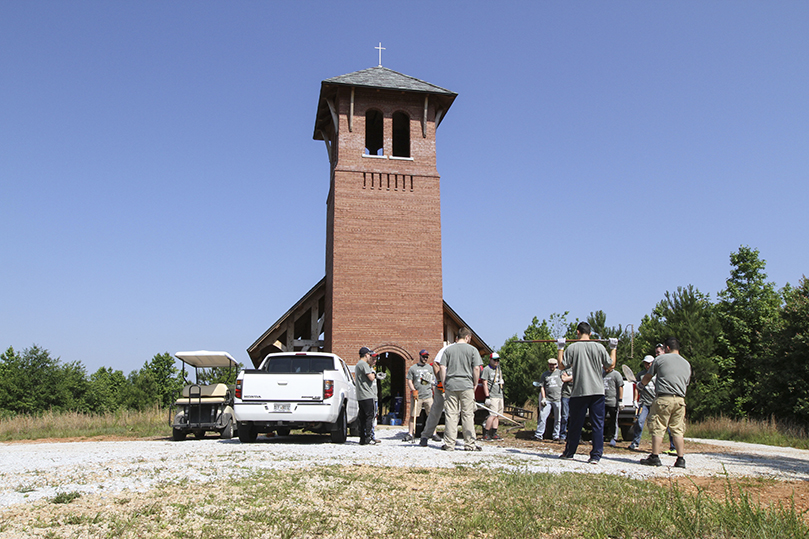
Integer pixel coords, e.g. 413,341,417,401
374,345,413,425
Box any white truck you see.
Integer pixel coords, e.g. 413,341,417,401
233,351,359,444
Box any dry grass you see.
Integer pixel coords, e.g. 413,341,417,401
0,407,168,442
688,415,809,449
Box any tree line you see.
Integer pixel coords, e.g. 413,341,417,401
499,246,808,424
0,347,239,418
2,245,806,424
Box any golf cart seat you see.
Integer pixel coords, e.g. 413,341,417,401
174,383,230,405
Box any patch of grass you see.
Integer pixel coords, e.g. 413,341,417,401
689,415,809,449
50,491,81,504
4,466,806,538
0,407,169,442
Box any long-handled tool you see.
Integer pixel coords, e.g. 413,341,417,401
621,364,636,383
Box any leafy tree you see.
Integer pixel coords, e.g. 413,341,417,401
0,345,90,415
142,352,184,408
586,310,635,372
499,313,569,408
716,246,781,416
637,285,727,420
760,277,809,423
87,367,129,413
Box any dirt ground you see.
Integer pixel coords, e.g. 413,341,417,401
5,432,809,524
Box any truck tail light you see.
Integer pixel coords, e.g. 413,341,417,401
323,380,334,399
235,379,242,399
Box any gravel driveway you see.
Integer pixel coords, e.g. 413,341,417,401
2,426,808,509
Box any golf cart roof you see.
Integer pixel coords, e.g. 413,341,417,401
174,351,238,369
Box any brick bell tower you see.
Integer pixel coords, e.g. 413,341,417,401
313,66,456,364
248,64,491,421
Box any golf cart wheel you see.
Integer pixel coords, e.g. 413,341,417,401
172,428,187,441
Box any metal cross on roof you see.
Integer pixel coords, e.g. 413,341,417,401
375,42,385,67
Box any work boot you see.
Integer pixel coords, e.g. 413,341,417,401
640,454,662,467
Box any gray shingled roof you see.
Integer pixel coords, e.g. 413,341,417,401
323,66,456,96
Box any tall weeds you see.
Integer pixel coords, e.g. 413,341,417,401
688,415,809,449
0,406,168,441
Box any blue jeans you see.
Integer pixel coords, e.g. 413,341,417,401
564,394,606,461
559,397,570,440
631,404,651,447
535,400,561,439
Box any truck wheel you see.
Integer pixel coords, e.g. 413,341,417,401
275,427,291,437
330,407,348,444
172,428,187,441
620,425,633,442
238,423,257,443
220,415,233,439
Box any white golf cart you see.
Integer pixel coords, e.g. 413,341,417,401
170,351,238,441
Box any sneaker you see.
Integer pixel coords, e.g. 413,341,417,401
674,456,686,469
628,443,638,451
465,445,482,452
609,439,617,447
403,433,414,442
533,435,544,441
491,433,503,441
372,439,381,445
419,437,428,447
664,449,678,456
431,434,442,442
640,454,662,467
482,433,492,441
588,457,600,465
559,453,575,460
440,444,454,451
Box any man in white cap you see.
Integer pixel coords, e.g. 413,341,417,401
534,357,563,441
481,352,505,441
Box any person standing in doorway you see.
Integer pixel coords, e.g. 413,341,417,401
405,349,434,442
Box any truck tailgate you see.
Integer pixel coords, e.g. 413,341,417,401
240,373,325,402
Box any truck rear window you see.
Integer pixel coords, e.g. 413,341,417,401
263,356,335,374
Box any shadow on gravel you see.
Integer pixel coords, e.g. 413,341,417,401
699,450,809,479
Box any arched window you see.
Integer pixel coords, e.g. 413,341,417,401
365,109,383,156
392,111,410,158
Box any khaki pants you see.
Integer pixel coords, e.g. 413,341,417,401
442,389,477,450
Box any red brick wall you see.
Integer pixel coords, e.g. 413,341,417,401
325,86,446,385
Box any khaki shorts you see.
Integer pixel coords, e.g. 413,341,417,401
485,397,504,417
410,396,433,418
648,395,687,437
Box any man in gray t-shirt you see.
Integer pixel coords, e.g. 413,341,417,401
602,367,624,446
558,322,617,464
640,337,692,468
440,327,483,451
534,358,563,441
355,347,379,445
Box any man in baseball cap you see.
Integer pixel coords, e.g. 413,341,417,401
356,347,379,445
481,352,505,441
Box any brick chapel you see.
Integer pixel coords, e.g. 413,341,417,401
247,64,492,419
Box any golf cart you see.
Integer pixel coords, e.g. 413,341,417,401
170,351,238,441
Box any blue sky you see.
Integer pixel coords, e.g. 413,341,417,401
2,2,807,375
